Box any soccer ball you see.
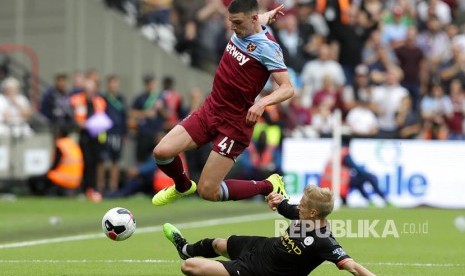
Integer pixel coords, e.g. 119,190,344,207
102,207,136,241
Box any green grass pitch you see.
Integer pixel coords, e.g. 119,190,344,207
1,196,464,275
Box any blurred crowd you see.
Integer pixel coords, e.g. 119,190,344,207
104,0,465,141
2,0,465,200
0,69,206,201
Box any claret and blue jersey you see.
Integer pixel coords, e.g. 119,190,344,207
202,26,288,145
210,26,287,113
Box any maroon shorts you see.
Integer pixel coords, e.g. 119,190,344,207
180,107,249,161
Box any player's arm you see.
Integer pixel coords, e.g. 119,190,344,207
340,259,376,276
267,192,299,219
246,71,294,126
258,4,284,25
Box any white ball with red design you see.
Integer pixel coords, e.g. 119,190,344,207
102,207,136,241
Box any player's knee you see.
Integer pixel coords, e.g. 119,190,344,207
212,238,227,255
197,184,220,201
181,259,197,275
153,144,171,160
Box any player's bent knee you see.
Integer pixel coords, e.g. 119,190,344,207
181,260,195,275
153,145,172,160
197,185,220,201
212,238,227,255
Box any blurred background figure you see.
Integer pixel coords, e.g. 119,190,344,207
28,126,83,196
319,137,391,207
395,95,422,139
158,76,185,131
371,66,409,138
40,73,74,131
70,78,108,202
0,77,33,137
130,74,166,164
420,82,453,140
97,75,128,194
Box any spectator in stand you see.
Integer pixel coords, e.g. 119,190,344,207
297,0,329,38
333,7,377,85
394,26,427,110
417,15,451,73
0,77,33,137
285,92,313,137
346,97,379,138
420,82,453,140
40,73,74,130
371,66,409,138
195,0,227,71
365,44,396,85
447,79,465,140
395,95,422,139
381,5,412,49
417,0,452,26
136,0,172,25
171,0,205,68
301,44,345,108
439,44,465,91
343,64,371,112
311,74,345,114
362,29,396,77
360,0,384,24
312,97,335,137
70,79,107,202
130,74,166,163
273,12,316,73
98,75,128,194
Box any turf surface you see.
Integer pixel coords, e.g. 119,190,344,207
1,195,464,275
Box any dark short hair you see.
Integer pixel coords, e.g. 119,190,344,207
228,0,258,14
107,74,119,82
163,76,174,89
55,73,68,80
143,73,155,84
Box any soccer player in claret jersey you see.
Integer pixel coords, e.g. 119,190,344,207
151,0,294,206
163,186,376,276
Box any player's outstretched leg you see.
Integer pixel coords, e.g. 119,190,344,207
163,223,191,260
266,174,289,199
152,180,197,206
164,223,221,260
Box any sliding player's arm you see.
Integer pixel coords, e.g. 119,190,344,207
340,260,376,276
267,192,299,219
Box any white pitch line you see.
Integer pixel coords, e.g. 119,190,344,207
0,212,277,250
0,259,179,263
0,260,463,267
363,262,465,267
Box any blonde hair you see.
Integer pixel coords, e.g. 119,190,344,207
303,185,334,219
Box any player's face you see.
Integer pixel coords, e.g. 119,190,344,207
298,197,315,220
229,12,257,38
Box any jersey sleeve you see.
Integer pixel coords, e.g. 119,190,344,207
260,42,288,73
318,237,352,269
277,199,300,219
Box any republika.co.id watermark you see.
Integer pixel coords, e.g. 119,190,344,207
275,219,429,238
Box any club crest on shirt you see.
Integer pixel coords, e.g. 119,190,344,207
247,42,257,52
